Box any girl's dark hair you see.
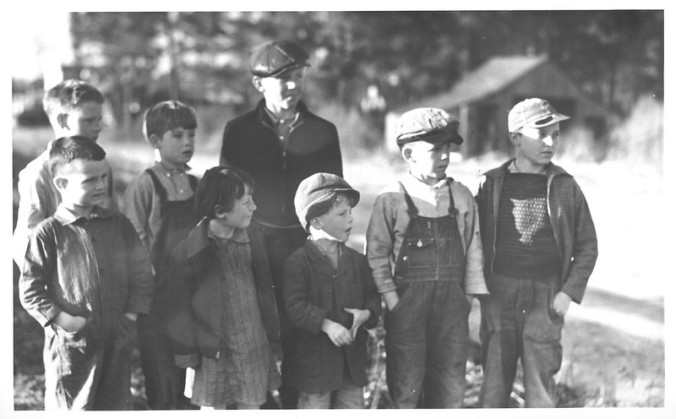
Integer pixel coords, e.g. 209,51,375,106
48,135,106,177
194,165,255,220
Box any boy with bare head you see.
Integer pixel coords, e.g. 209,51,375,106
19,136,153,410
14,79,114,266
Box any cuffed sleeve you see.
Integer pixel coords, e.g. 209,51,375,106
122,218,154,314
360,257,382,330
121,172,157,254
459,189,488,295
174,353,200,369
365,193,398,294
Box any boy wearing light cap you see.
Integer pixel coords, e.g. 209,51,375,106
366,108,488,408
220,40,343,407
283,173,381,408
476,98,598,407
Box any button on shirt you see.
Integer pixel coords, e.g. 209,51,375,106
123,162,194,253
263,107,300,146
19,205,153,328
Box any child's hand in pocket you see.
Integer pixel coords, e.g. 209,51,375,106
344,308,370,339
55,312,87,333
552,292,572,317
321,319,353,347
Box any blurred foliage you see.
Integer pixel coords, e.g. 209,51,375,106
63,11,662,129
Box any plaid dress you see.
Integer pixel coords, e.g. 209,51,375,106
187,229,281,408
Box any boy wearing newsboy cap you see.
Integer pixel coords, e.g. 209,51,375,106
476,98,598,407
283,173,381,408
219,40,343,408
366,108,488,408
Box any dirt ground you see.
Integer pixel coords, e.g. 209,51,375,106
10,127,666,409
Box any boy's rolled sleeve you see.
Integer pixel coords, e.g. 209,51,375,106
122,218,153,314
122,174,154,252
283,254,329,335
19,228,62,327
463,198,488,295
365,194,398,294
360,257,382,329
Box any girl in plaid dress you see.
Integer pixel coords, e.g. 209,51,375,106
167,166,281,409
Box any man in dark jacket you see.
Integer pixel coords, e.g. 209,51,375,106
219,40,343,408
475,98,598,408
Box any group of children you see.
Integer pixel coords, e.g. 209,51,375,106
15,78,597,410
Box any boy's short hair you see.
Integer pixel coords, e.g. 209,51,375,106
194,165,255,220
143,100,197,141
42,79,104,118
48,136,107,177
294,173,360,231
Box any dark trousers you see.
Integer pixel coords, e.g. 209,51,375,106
256,223,307,409
138,287,195,410
43,317,135,410
479,275,564,408
385,281,471,408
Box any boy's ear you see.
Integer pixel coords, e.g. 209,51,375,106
56,113,69,129
309,217,322,231
509,132,521,147
53,176,68,191
401,145,414,162
252,76,264,93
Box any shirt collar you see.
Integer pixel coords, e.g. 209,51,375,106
256,99,307,129
54,204,113,225
402,171,448,192
154,160,191,174
208,227,250,249
263,106,300,126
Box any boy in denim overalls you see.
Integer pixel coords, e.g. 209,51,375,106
123,101,201,409
366,108,488,408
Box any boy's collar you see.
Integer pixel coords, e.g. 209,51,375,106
155,160,191,173
405,171,448,189
54,204,112,225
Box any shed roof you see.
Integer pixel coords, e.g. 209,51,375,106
402,55,549,111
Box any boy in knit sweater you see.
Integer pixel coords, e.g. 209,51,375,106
366,107,488,408
476,98,598,407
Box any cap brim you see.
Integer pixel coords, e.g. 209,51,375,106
397,130,464,146
527,113,570,129
259,62,310,78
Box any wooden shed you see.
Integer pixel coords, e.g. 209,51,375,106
385,55,614,155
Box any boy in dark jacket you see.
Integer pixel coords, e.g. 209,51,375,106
20,136,153,410
476,98,598,408
283,173,381,409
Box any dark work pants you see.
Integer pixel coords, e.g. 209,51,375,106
257,223,307,409
479,275,564,408
43,316,135,410
138,289,195,410
385,281,471,409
